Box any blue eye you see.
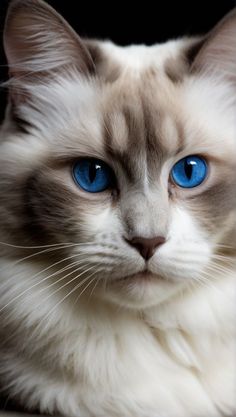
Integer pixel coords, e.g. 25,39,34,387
171,156,207,188
73,159,115,193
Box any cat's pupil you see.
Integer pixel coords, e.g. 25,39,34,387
89,163,100,183
184,160,193,180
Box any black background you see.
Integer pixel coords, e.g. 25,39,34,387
0,1,236,119
1,1,235,45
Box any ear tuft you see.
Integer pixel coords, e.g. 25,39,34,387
4,0,95,79
191,8,236,82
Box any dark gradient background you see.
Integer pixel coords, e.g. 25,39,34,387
0,1,235,120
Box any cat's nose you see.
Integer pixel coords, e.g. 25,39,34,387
125,236,166,261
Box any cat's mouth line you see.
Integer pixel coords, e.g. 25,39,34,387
116,269,164,283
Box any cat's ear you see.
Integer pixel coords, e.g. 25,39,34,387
191,8,236,81
3,0,95,79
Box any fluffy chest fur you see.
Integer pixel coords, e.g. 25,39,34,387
0,1,236,417
1,260,235,417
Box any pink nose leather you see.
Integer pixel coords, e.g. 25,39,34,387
126,236,166,260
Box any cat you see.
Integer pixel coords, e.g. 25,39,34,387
0,0,236,416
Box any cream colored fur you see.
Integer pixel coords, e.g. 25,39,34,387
0,2,236,416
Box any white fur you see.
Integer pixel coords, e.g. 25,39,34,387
0,13,236,417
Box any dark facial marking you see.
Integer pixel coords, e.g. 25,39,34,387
188,179,236,233
164,38,205,83
10,105,32,134
140,95,165,171
103,108,136,182
23,173,78,244
164,57,188,84
186,38,206,67
85,39,121,83
103,87,168,184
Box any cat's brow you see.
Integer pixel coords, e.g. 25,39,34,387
103,89,174,180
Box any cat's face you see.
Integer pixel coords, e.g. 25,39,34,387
0,0,236,309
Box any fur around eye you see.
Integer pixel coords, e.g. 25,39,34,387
73,159,115,193
171,156,208,188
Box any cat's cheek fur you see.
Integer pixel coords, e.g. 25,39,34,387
152,206,212,278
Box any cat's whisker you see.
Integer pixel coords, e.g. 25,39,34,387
198,269,232,296
206,261,234,276
190,275,204,288
167,248,208,257
211,254,235,263
209,256,235,267
214,243,236,249
1,264,99,348
0,240,96,249
39,265,100,326
0,244,122,279
0,243,95,275
0,250,94,300
35,261,97,298
103,276,109,293
165,256,203,266
0,248,119,316
0,251,88,293
205,266,230,278
39,263,99,311
208,263,236,275
0,256,92,316
192,273,222,295
0,241,121,275
173,243,236,257
72,274,99,310
89,278,100,301
200,275,230,298
73,272,100,304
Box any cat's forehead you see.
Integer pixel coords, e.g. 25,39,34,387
87,37,195,165
90,36,234,164
41,64,235,178
91,38,195,82
92,38,201,170
101,75,182,180
12,37,235,172
94,37,236,170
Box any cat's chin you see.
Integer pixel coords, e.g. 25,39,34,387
100,271,184,309
117,270,162,283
